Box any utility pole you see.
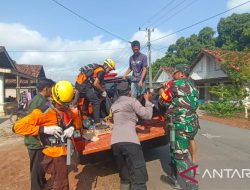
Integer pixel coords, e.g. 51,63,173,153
139,28,154,89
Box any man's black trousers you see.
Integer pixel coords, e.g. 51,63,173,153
28,149,46,190
82,85,102,123
112,142,148,190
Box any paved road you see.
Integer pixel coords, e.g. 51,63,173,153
144,119,250,190
2,117,249,190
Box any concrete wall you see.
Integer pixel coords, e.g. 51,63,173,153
190,55,227,80
190,54,229,102
156,71,171,83
0,74,4,116
5,88,17,98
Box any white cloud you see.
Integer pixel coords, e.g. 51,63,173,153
130,28,177,66
227,0,250,13
0,23,177,82
130,28,177,47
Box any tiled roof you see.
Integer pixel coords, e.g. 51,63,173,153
153,66,174,82
160,66,174,75
191,49,250,71
5,79,37,87
5,64,46,86
15,64,45,78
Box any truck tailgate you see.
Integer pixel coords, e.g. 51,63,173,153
80,117,166,155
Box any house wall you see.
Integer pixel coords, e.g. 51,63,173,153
5,88,34,101
0,74,4,104
190,55,227,80
5,88,17,98
190,54,229,101
156,71,171,83
0,74,4,115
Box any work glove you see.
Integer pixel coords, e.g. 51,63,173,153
101,91,107,98
43,126,63,138
63,126,75,138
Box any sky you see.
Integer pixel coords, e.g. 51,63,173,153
0,0,250,82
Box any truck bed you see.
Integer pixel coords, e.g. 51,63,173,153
74,116,167,155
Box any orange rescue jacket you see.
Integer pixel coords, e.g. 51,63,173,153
13,106,82,157
76,66,104,85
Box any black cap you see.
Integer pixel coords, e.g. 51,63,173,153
131,40,140,48
117,81,131,96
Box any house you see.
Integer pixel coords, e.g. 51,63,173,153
152,49,250,102
153,66,174,83
5,64,46,97
190,49,250,101
151,66,174,89
0,46,45,115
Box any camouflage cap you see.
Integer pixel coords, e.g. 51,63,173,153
173,64,190,75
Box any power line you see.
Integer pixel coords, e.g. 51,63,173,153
46,66,79,72
148,0,188,28
141,0,176,27
153,46,168,51
50,0,129,43
114,48,130,61
152,45,168,52
154,0,199,28
46,46,148,74
8,47,128,53
114,40,148,76
151,0,250,43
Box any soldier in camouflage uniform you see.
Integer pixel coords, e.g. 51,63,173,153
159,64,199,190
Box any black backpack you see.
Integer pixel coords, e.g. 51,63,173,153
79,63,100,79
76,63,102,94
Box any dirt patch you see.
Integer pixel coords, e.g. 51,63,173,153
200,114,250,129
0,139,119,190
0,117,120,190
0,140,29,190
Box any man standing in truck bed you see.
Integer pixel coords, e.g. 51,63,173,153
122,40,148,98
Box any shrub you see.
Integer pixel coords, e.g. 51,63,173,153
199,102,243,117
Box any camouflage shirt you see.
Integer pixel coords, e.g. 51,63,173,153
161,79,200,131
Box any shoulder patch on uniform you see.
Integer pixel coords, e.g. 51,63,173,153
38,104,50,113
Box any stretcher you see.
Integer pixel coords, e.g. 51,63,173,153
72,116,167,155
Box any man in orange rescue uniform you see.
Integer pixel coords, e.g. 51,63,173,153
75,59,116,125
13,80,82,190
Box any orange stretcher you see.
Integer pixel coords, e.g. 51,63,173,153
73,116,167,155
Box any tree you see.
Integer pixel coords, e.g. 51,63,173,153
217,13,250,51
198,27,215,48
152,27,216,76
152,13,250,77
